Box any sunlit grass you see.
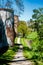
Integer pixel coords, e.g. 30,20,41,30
14,37,18,43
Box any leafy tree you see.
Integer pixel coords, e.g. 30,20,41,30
32,8,43,21
17,21,29,37
32,8,43,61
29,19,35,29
32,8,43,40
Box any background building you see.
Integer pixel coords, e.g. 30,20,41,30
14,15,19,36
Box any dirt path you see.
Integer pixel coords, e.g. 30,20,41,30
10,37,34,65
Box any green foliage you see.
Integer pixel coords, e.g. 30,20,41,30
27,19,36,31
38,24,43,40
0,49,14,60
38,40,43,51
37,61,43,65
17,21,29,37
31,39,39,51
20,32,43,65
32,8,43,20
14,37,18,43
0,45,19,60
26,32,38,40
0,38,19,60
20,38,28,47
32,8,43,40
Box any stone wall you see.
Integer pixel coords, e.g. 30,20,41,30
0,8,14,47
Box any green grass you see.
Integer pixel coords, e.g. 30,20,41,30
20,38,33,59
0,37,19,60
14,37,18,43
20,32,43,65
0,45,19,60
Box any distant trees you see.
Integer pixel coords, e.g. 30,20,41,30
27,19,35,30
17,21,29,37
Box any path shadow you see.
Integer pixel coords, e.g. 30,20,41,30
0,58,32,65
14,43,22,46
23,47,32,51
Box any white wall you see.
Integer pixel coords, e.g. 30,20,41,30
0,9,14,46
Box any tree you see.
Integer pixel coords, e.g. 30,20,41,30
5,0,13,8
32,8,43,40
32,8,43,21
17,21,28,37
0,0,24,15
15,0,24,13
27,19,35,32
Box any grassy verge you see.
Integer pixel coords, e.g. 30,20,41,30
0,37,19,60
20,32,43,65
0,46,19,60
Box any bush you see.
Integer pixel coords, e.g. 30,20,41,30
21,32,43,65
26,32,38,40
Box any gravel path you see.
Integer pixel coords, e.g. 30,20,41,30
10,37,34,65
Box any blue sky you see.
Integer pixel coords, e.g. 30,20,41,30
19,0,43,21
